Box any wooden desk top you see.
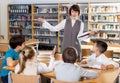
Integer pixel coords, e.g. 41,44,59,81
42,68,120,83
81,45,120,54
0,40,9,44
3,66,15,71
25,39,39,46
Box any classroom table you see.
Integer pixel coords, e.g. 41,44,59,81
81,45,120,54
41,68,120,83
0,40,9,44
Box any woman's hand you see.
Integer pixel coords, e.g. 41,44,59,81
37,18,45,22
50,46,56,58
89,31,98,37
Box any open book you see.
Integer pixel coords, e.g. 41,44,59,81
78,31,90,38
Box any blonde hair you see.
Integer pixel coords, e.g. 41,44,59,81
17,46,35,74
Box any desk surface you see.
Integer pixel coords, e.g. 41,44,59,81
0,39,39,45
42,68,120,83
0,40,9,44
81,45,120,54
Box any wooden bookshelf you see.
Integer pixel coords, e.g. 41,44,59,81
89,3,120,44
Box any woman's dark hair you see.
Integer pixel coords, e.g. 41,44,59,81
17,46,35,74
95,40,108,53
62,47,78,64
9,35,25,49
69,4,80,15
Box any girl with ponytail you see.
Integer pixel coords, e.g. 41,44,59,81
15,46,55,75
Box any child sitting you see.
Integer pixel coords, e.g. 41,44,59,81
81,40,119,69
54,47,98,82
15,46,55,75
1,35,25,83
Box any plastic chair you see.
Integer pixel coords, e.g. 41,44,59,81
10,72,40,83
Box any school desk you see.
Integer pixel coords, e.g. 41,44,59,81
41,68,120,83
81,45,120,54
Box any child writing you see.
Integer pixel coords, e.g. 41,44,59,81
15,46,55,75
54,47,98,82
1,35,25,83
81,40,119,69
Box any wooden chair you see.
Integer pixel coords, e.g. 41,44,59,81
51,78,89,83
0,35,4,39
104,50,113,58
0,44,9,56
82,49,91,59
10,72,40,83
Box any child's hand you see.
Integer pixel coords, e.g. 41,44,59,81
38,18,45,22
106,64,114,69
50,46,56,58
81,61,87,64
101,64,106,70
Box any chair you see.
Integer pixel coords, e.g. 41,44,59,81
0,44,9,56
51,78,89,83
10,72,40,83
104,50,113,58
82,49,91,59
0,35,4,39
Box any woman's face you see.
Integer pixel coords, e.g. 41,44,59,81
70,10,79,19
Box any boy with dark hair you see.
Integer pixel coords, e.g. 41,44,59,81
81,40,119,69
54,47,98,82
1,35,25,83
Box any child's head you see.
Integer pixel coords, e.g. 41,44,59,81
17,46,35,74
93,40,108,53
9,35,25,50
62,47,78,64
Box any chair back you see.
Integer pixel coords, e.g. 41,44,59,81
82,49,91,59
0,44,9,53
10,72,40,83
104,50,113,58
0,35,4,39
51,78,89,83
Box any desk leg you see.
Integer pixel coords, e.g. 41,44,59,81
114,76,119,83
41,74,51,83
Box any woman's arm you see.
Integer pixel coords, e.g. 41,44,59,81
38,18,66,31
77,22,91,42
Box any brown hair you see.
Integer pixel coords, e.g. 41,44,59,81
17,46,35,74
69,4,80,16
62,47,78,64
95,40,108,53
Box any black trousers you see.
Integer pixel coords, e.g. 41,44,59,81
1,75,8,83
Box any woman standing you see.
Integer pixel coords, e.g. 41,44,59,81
38,4,93,61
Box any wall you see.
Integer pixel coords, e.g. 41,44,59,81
0,0,120,39
0,0,10,39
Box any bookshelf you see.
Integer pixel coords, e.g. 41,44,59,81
33,4,58,50
88,3,120,43
8,4,32,40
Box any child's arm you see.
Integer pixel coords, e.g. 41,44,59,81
7,57,18,67
80,60,87,64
